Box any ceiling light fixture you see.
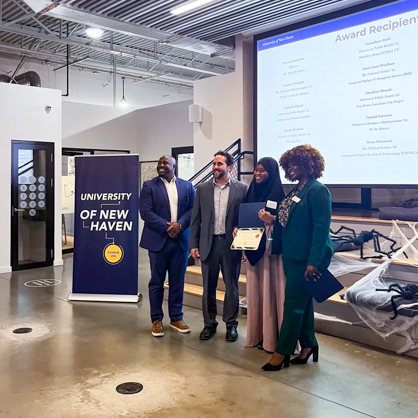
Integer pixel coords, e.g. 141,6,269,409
118,77,129,108
170,0,216,16
86,27,104,39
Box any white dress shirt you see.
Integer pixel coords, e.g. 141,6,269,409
213,178,230,235
161,176,178,223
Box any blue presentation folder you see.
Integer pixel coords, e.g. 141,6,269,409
238,202,266,227
301,267,344,303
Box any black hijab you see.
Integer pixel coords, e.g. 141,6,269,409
243,157,284,266
244,157,284,204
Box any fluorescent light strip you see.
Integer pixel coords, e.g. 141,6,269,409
170,0,216,16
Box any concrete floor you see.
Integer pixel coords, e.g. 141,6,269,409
0,251,417,417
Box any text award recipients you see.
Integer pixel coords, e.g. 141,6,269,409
139,155,195,337
189,151,248,342
263,145,333,371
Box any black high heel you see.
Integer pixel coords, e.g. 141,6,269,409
290,345,319,365
261,355,290,371
255,341,273,354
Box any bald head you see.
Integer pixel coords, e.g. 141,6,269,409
157,155,176,181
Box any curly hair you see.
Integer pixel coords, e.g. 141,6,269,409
279,145,325,180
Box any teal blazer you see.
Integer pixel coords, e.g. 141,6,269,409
272,178,333,266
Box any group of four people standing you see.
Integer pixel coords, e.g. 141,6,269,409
139,145,333,371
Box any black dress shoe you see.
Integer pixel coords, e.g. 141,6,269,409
199,325,217,341
226,326,238,342
261,355,290,371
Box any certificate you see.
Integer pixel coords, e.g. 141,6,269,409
230,228,265,251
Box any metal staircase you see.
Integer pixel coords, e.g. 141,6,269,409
188,138,254,186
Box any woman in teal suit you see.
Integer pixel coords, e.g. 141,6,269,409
262,145,333,371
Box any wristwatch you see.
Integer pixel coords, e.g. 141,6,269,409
179,223,183,231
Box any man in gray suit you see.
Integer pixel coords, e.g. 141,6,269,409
189,151,248,342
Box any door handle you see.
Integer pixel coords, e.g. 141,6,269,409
14,208,25,212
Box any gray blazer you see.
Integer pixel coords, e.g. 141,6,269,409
189,178,248,262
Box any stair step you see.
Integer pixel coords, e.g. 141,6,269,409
164,283,245,315
186,265,246,283
327,287,349,305
191,258,247,275
164,283,244,302
185,265,246,296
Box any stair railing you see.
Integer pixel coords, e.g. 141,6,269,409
189,139,254,187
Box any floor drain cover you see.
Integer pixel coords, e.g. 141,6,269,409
116,382,143,394
13,328,33,334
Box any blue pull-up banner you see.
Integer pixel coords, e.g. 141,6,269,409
69,155,140,302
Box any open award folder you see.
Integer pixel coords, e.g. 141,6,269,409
231,202,266,251
301,267,344,303
231,227,265,251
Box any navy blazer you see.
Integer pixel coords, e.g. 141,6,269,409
139,176,196,252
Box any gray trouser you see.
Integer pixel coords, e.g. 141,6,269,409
200,236,241,327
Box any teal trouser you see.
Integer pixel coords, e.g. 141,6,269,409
275,257,331,355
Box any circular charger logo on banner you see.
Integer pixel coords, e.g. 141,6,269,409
103,243,124,265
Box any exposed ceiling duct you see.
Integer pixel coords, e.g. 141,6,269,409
19,0,236,56
0,0,376,93
0,70,41,86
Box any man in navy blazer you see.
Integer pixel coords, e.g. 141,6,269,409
139,155,195,337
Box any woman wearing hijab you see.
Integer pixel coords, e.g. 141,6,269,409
243,157,286,353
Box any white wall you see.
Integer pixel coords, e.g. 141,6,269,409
62,100,194,160
0,57,193,108
135,100,194,162
63,102,139,153
0,83,62,273
193,36,254,177
193,72,242,170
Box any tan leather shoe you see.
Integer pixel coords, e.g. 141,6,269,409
170,320,191,334
152,320,164,337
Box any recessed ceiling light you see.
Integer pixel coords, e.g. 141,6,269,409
86,27,104,39
170,0,216,16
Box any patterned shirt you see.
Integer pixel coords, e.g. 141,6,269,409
278,183,305,227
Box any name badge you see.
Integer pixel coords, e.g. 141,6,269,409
292,196,301,203
266,200,277,209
